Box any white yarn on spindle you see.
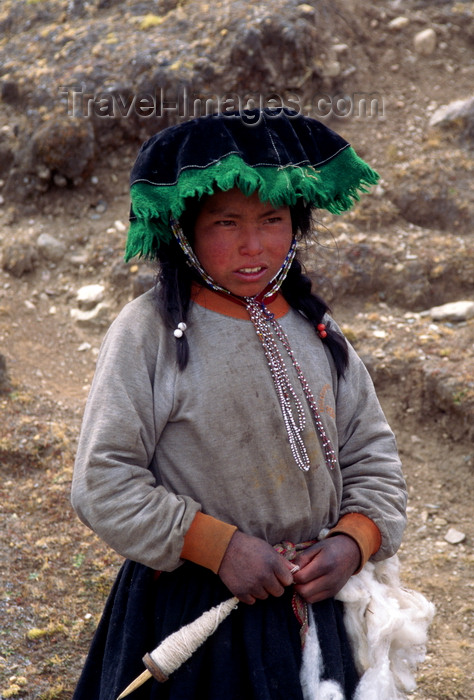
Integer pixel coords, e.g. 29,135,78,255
148,596,239,678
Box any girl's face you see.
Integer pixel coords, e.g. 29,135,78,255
193,188,293,298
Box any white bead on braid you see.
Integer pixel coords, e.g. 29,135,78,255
173,322,187,338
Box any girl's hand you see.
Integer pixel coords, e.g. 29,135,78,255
292,535,360,603
218,530,295,604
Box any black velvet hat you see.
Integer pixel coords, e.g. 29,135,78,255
125,108,378,261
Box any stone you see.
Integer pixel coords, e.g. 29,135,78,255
429,301,474,323
433,517,448,527
332,43,349,55
1,243,38,277
76,283,106,310
37,233,67,262
95,200,108,214
388,17,409,31
70,302,111,327
428,96,474,137
414,28,437,56
297,3,315,14
37,165,52,181
322,61,341,78
114,220,127,232
387,169,473,233
31,117,95,181
444,528,466,545
68,253,89,267
53,173,68,188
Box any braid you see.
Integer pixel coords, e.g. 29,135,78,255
281,257,349,377
154,239,193,371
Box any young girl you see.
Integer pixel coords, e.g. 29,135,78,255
71,109,407,700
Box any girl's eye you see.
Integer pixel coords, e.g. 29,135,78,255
216,219,236,226
265,217,282,224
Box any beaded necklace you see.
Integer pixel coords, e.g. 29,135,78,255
170,219,337,472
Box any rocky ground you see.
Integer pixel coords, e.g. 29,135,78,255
0,0,473,699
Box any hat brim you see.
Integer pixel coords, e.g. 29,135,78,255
125,110,379,261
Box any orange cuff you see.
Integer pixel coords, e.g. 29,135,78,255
181,512,238,574
328,513,382,573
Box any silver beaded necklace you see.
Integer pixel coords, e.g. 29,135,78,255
170,219,337,472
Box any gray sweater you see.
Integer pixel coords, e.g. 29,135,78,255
71,289,406,571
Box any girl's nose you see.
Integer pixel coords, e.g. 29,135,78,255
239,226,264,255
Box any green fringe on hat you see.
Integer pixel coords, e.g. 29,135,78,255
125,146,379,262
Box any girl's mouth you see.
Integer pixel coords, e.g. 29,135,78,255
236,266,266,275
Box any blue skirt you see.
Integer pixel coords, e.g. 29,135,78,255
72,560,359,700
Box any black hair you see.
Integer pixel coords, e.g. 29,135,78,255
154,196,348,376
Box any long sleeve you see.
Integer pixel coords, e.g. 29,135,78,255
71,294,202,571
332,341,407,559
